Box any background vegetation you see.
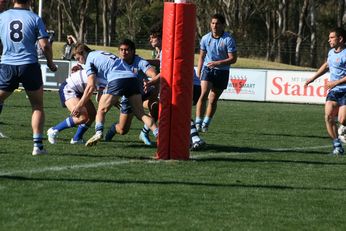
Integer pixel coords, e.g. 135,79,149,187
30,0,346,68
2,0,343,67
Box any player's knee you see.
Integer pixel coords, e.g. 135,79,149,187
325,114,335,123
77,113,89,124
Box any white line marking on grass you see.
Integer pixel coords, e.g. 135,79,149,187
0,145,332,176
269,145,330,151
191,145,331,159
0,159,137,176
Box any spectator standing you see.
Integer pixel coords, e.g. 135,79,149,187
62,35,77,60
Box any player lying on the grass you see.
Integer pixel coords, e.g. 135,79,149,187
0,0,57,155
72,43,159,147
147,28,206,151
104,39,159,146
305,27,346,155
47,67,96,144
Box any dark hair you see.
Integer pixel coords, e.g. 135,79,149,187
149,22,162,39
212,13,226,25
331,27,346,41
73,43,92,56
15,0,30,4
119,39,136,52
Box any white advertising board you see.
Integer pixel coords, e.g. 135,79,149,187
220,68,267,101
266,70,328,104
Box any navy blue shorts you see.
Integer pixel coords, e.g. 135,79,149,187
119,87,157,114
0,63,43,91
58,81,67,107
326,90,346,106
105,78,140,97
201,67,229,90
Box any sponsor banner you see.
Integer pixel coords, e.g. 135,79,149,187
266,70,328,104
39,59,71,90
220,68,266,101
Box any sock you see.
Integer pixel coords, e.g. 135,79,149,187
142,124,150,134
95,122,104,134
190,120,201,144
202,116,211,127
195,117,202,126
0,103,3,114
333,138,342,147
53,116,75,132
73,124,89,141
153,128,159,138
33,133,44,149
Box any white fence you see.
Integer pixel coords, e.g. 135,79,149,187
40,60,326,104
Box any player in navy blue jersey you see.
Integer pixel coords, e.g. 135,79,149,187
72,43,158,147
305,27,346,155
0,0,57,155
195,13,237,133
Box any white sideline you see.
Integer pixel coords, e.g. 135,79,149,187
0,145,331,176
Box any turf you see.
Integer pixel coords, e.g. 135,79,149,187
1,91,346,230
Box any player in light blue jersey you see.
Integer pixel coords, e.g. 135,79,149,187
104,39,159,146
72,43,158,147
305,27,346,155
195,13,237,133
0,0,57,155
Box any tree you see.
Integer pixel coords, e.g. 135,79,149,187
57,0,91,42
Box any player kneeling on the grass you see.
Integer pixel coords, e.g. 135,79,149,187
47,67,96,144
72,43,158,147
305,27,346,155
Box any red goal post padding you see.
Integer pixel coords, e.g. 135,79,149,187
156,2,196,160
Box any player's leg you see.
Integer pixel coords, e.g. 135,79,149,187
202,87,223,132
128,94,158,139
195,80,211,131
26,86,46,155
0,90,12,138
139,96,158,146
201,70,229,132
325,99,343,155
86,93,119,146
105,112,134,141
70,99,96,144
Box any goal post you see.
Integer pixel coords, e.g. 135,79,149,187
156,2,196,160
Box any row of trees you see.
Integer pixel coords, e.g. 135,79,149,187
24,0,346,67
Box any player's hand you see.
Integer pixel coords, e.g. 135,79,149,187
71,105,81,117
71,64,83,73
304,78,314,87
48,62,58,72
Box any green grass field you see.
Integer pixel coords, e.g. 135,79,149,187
1,91,346,230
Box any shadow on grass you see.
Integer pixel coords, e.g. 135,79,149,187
200,143,328,155
1,175,346,192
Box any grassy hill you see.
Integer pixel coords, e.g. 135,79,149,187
52,41,314,71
